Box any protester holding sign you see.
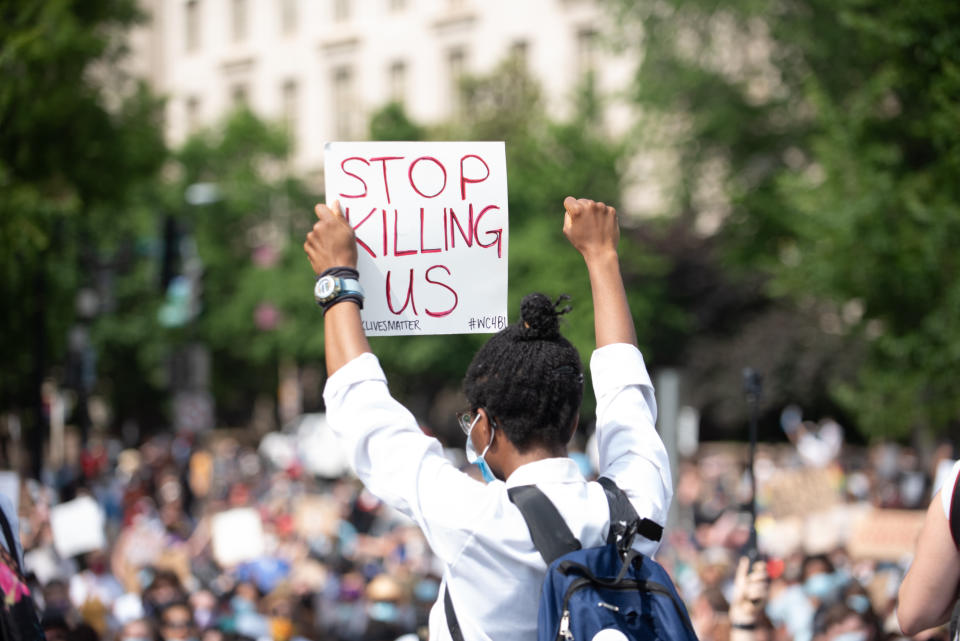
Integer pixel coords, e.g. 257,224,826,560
303,196,672,641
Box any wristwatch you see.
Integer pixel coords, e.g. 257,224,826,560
314,275,364,306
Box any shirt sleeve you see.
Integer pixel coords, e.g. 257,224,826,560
322,352,492,564
590,343,672,529
941,459,960,520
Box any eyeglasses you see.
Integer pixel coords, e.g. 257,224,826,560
457,409,499,435
456,410,477,435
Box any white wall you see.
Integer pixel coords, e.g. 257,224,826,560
133,0,636,185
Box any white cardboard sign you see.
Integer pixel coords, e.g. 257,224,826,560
49,495,106,558
210,507,265,567
324,141,509,336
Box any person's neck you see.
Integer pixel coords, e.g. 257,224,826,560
500,445,567,480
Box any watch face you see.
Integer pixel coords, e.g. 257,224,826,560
315,276,337,301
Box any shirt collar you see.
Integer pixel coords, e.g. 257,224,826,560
505,457,584,489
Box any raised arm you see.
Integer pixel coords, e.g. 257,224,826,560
564,197,671,543
303,201,371,375
562,197,637,348
306,201,507,565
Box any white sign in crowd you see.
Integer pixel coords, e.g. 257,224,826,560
324,141,509,336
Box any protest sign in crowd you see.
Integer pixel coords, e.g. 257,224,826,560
3,417,955,641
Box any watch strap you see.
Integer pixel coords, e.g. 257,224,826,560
326,277,363,299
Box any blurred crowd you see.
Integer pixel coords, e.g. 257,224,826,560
3,414,956,641
11,424,443,641
659,417,957,641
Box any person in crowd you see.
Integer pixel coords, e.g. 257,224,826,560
142,571,187,620
157,601,197,641
802,555,845,611
728,556,770,641
813,602,880,641
897,457,960,637
302,196,672,641
68,621,100,641
41,612,71,641
41,580,73,622
117,618,155,641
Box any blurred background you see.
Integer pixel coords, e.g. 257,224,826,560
1,1,958,640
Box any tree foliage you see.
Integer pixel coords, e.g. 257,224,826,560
613,0,960,438
0,0,165,449
96,108,321,428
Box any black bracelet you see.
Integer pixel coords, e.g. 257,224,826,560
318,266,359,280
322,294,364,315
730,622,757,631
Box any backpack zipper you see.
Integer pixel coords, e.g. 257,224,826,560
559,610,573,641
555,576,694,640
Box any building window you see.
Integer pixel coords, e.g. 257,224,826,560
186,96,201,133
447,47,467,118
577,28,597,77
388,60,406,106
280,0,297,35
231,84,248,107
332,66,355,138
333,0,350,22
231,0,248,42
185,0,200,52
282,80,299,147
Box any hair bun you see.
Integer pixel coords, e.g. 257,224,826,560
519,293,571,340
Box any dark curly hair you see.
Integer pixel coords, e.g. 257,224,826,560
463,292,584,453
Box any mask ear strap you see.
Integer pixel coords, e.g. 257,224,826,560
479,425,495,459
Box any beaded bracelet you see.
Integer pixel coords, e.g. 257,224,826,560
318,266,360,280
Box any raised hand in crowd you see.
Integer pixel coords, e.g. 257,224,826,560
729,556,770,641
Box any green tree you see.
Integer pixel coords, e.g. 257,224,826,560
612,0,960,438
104,108,322,426
0,0,165,470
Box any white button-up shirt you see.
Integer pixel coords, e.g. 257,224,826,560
323,342,673,641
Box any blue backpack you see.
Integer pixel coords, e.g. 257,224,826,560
445,477,698,641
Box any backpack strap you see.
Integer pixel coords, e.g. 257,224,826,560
508,485,581,565
445,486,581,641
445,479,664,641
443,584,466,641
598,476,663,544
950,468,960,549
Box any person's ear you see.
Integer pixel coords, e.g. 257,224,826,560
475,408,495,447
475,407,490,433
